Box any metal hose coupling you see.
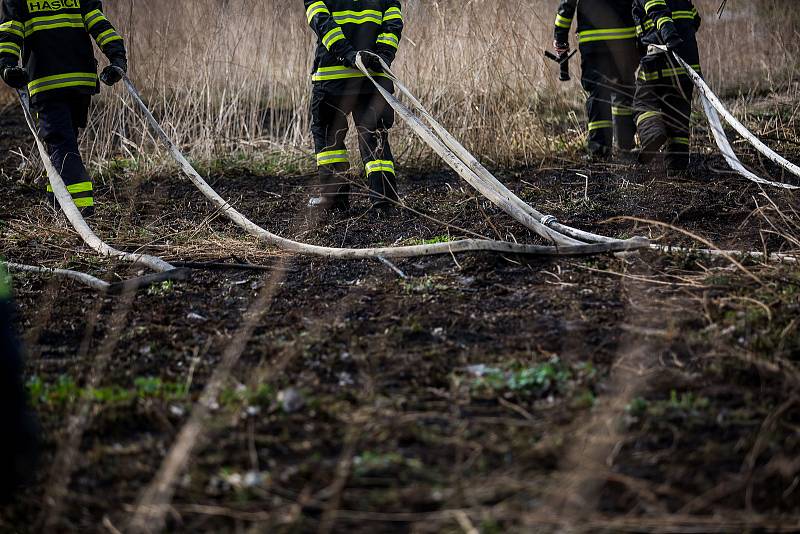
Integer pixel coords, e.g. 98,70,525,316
540,215,559,227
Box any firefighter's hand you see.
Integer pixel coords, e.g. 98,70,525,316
363,54,383,72
553,40,570,56
341,50,358,69
1,67,28,89
660,22,684,51
100,58,127,86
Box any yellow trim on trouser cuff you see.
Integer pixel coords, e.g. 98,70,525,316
317,150,349,166
612,106,633,116
46,181,93,194
637,111,662,125
670,137,690,145
73,197,94,208
588,121,613,131
365,160,395,175
0,262,10,300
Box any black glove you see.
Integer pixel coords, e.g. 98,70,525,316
660,22,684,50
99,57,127,86
340,49,358,69
1,67,28,90
376,50,394,69
363,53,383,72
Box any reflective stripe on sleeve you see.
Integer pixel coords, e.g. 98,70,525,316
306,1,330,23
0,42,21,57
376,32,399,49
383,6,402,21
644,0,668,13
83,9,107,30
0,20,24,37
555,14,572,29
322,27,345,50
96,28,123,48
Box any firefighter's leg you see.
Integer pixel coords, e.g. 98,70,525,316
354,91,398,208
34,97,94,215
310,87,353,210
634,55,668,164
611,46,639,152
581,54,613,159
664,77,694,173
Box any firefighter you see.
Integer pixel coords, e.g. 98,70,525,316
304,0,403,211
553,0,641,160
633,0,702,173
0,263,39,502
0,0,128,217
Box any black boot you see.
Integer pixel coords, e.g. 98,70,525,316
368,172,399,209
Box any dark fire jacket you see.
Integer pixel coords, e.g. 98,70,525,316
554,0,638,53
0,0,125,102
304,0,403,94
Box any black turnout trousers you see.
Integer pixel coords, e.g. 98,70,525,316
311,86,397,206
34,94,94,210
634,34,700,171
580,44,640,156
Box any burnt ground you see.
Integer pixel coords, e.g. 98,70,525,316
1,99,800,533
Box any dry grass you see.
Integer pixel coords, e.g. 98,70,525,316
1,0,798,171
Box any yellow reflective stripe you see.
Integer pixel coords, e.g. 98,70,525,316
670,137,690,145
644,0,667,13
365,160,395,175
332,9,382,25
638,70,660,81
656,16,673,30
322,27,345,50
312,66,389,81
317,150,349,165
0,20,24,37
73,197,94,208
28,72,97,96
96,28,122,47
588,120,613,131
376,32,399,49
83,9,107,30
306,1,330,23
637,111,662,125
24,13,84,35
46,181,93,194
383,6,402,21
555,14,572,29
672,10,696,20
577,27,637,43
0,42,21,57
612,106,633,116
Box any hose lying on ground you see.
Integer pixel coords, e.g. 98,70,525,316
666,50,800,190
5,261,110,291
17,92,175,273
118,72,649,259
358,53,624,245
